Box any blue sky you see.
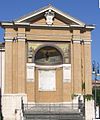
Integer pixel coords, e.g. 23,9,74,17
0,0,100,63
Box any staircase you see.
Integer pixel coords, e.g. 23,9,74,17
22,104,84,120
24,112,84,120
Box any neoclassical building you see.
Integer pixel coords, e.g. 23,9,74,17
0,5,95,120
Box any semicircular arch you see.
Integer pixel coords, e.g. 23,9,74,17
33,44,64,65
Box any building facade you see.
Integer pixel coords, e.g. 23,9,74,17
0,5,95,120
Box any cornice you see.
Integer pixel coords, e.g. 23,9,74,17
0,22,95,30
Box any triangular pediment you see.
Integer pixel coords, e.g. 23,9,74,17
15,5,85,26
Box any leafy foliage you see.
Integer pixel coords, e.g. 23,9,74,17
84,94,94,101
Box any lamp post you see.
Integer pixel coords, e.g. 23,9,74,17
92,60,100,119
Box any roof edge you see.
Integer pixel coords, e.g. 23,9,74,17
0,21,95,30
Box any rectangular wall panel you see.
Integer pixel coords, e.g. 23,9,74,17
38,70,56,91
27,63,34,81
63,64,71,82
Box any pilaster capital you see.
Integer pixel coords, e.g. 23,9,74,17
72,35,81,41
17,37,26,42
72,39,92,45
81,40,92,45
4,37,14,42
17,32,26,42
72,40,81,44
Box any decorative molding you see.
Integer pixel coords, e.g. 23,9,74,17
30,23,69,28
45,9,55,25
84,40,91,45
70,24,84,27
5,39,13,42
1,22,95,30
85,25,95,29
84,42,91,45
17,36,26,40
72,40,81,44
35,64,63,69
84,40,92,42
14,22,29,26
4,37,14,42
17,33,26,41
1,5,95,31
15,5,85,26
26,63,72,69
1,22,13,26
72,39,92,44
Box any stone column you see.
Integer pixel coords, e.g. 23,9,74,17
17,28,26,93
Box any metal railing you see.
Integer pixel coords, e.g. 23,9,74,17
22,103,84,114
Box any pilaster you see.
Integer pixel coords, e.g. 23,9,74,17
17,28,26,93
12,40,18,93
4,28,17,94
1,50,5,95
84,41,92,94
5,38,13,93
72,30,82,94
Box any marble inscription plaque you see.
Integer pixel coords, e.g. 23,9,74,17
39,70,56,91
63,64,71,82
27,63,34,81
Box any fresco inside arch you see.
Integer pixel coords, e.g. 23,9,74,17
27,41,71,64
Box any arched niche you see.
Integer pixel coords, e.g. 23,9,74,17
34,46,63,65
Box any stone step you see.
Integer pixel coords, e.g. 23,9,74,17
24,113,84,120
23,104,84,120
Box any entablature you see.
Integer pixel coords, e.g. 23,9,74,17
0,21,95,31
